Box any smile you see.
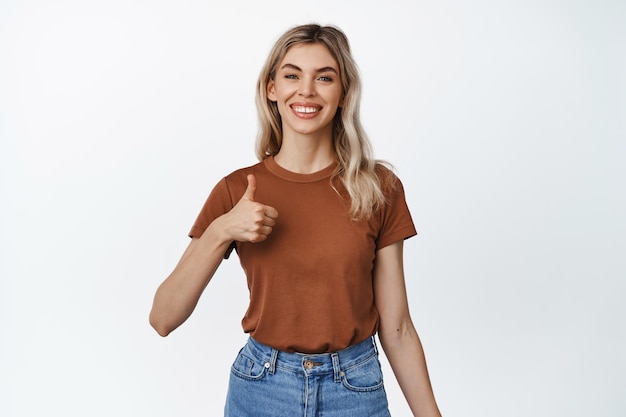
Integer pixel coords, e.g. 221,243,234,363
291,106,320,114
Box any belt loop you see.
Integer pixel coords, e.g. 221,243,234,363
331,352,341,383
268,348,278,375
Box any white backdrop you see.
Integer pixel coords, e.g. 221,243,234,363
1,1,624,416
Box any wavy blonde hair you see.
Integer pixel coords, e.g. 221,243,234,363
255,23,387,220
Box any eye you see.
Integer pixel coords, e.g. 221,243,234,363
284,73,299,80
318,75,333,82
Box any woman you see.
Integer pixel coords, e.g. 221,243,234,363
150,23,442,417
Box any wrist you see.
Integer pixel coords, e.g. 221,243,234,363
203,215,235,247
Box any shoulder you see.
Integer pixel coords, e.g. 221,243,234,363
223,160,266,184
374,161,403,193
199,161,264,202
224,160,265,178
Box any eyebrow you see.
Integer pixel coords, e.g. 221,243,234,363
280,63,338,74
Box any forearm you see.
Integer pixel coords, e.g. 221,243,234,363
380,323,442,417
149,220,232,336
149,176,279,336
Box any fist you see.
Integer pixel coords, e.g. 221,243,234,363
226,174,278,243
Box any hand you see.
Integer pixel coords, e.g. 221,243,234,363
222,174,278,243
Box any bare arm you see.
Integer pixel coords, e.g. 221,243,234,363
149,174,278,336
373,240,442,417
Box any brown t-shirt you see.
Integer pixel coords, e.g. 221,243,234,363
189,157,416,353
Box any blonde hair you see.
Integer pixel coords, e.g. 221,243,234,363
255,23,387,220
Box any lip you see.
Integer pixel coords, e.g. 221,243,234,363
289,102,322,119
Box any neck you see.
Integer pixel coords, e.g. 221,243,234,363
274,131,335,174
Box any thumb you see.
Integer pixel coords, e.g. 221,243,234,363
242,174,256,201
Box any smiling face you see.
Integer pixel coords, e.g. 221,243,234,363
267,43,343,142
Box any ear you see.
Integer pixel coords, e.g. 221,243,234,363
267,80,277,102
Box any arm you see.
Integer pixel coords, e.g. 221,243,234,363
373,240,442,417
149,174,278,336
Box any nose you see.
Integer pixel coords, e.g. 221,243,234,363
298,77,315,97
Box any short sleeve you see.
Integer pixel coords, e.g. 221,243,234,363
375,171,417,250
188,177,237,258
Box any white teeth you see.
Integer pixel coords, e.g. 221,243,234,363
293,106,319,114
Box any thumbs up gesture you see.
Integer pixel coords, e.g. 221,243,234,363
222,174,278,243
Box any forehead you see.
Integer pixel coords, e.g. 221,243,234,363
279,43,339,69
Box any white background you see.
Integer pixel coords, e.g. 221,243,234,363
1,1,624,416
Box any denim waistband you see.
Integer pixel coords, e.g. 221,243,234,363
245,336,378,382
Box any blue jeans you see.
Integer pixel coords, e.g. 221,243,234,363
224,336,391,417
